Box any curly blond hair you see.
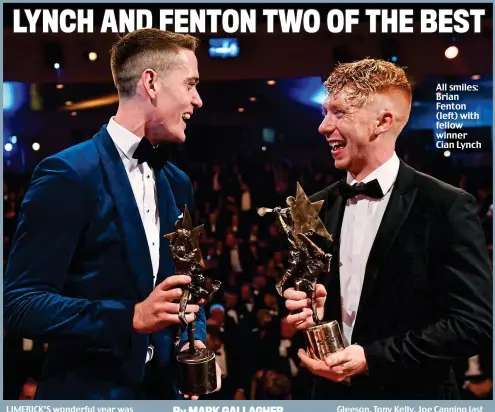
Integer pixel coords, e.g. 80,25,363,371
324,58,412,108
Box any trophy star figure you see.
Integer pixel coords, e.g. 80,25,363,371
165,205,206,271
290,182,332,241
259,182,333,322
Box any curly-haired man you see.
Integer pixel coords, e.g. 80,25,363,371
283,59,493,399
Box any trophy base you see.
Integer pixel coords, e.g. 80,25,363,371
176,348,217,396
305,320,345,360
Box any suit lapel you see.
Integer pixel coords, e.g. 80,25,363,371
355,162,417,325
317,180,347,327
93,127,153,300
155,168,181,285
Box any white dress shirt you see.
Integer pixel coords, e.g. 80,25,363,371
230,248,243,273
279,339,298,377
339,152,400,345
107,118,161,287
215,345,228,377
227,308,239,324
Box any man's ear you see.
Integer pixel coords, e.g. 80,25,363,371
141,69,158,99
375,111,394,135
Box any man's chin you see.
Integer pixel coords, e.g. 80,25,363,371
166,133,186,144
333,158,348,170
174,135,186,143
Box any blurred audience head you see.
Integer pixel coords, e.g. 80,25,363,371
19,378,37,400
224,290,239,308
209,304,225,325
257,309,272,326
240,283,253,301
269,225,279,237
226,233,237,248
256,370,292,400
206,325,223,352
254,273,267,290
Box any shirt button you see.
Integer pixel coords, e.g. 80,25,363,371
147,175,150,179
152,242,155,246
147,209,150,213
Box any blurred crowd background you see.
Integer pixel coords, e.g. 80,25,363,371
4,152,493,400
3,3,493,401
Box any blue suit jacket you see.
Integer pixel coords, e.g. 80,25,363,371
3,126,207,400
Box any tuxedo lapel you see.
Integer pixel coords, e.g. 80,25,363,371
155,168,181,285
93,127,153,300
323,183,346,252
315,180,347,327
355,162,417,322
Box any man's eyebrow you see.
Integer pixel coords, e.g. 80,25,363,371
328,102,349,110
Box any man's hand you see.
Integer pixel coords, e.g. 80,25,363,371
298,349,348,382
284,284,326,330
180,340,222,400
132,275,199,333
298,345,368,382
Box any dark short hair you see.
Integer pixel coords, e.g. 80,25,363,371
207,325,222,341
110,28,199,98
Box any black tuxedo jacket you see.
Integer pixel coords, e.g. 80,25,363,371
309,161,493,400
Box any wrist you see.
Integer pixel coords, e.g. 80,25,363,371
132,303,145,333
358,345,368,375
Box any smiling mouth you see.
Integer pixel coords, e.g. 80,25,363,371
182,113,191,121
329,141,346,152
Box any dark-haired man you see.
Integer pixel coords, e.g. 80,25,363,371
4,29,220,400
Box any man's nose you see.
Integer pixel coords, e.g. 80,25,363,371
192,90,203,109
318,116,336,136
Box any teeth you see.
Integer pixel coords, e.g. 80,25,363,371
182,113,191,121
330,141,346,150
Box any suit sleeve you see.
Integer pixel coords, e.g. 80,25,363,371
177,174,207,349
309,187,330,203
3,156,134,356
362,192,493,383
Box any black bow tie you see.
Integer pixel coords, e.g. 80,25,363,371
337,179,384,199
132,137,171,170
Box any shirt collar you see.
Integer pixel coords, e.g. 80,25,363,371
346,152,400,196
106,117,142,166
